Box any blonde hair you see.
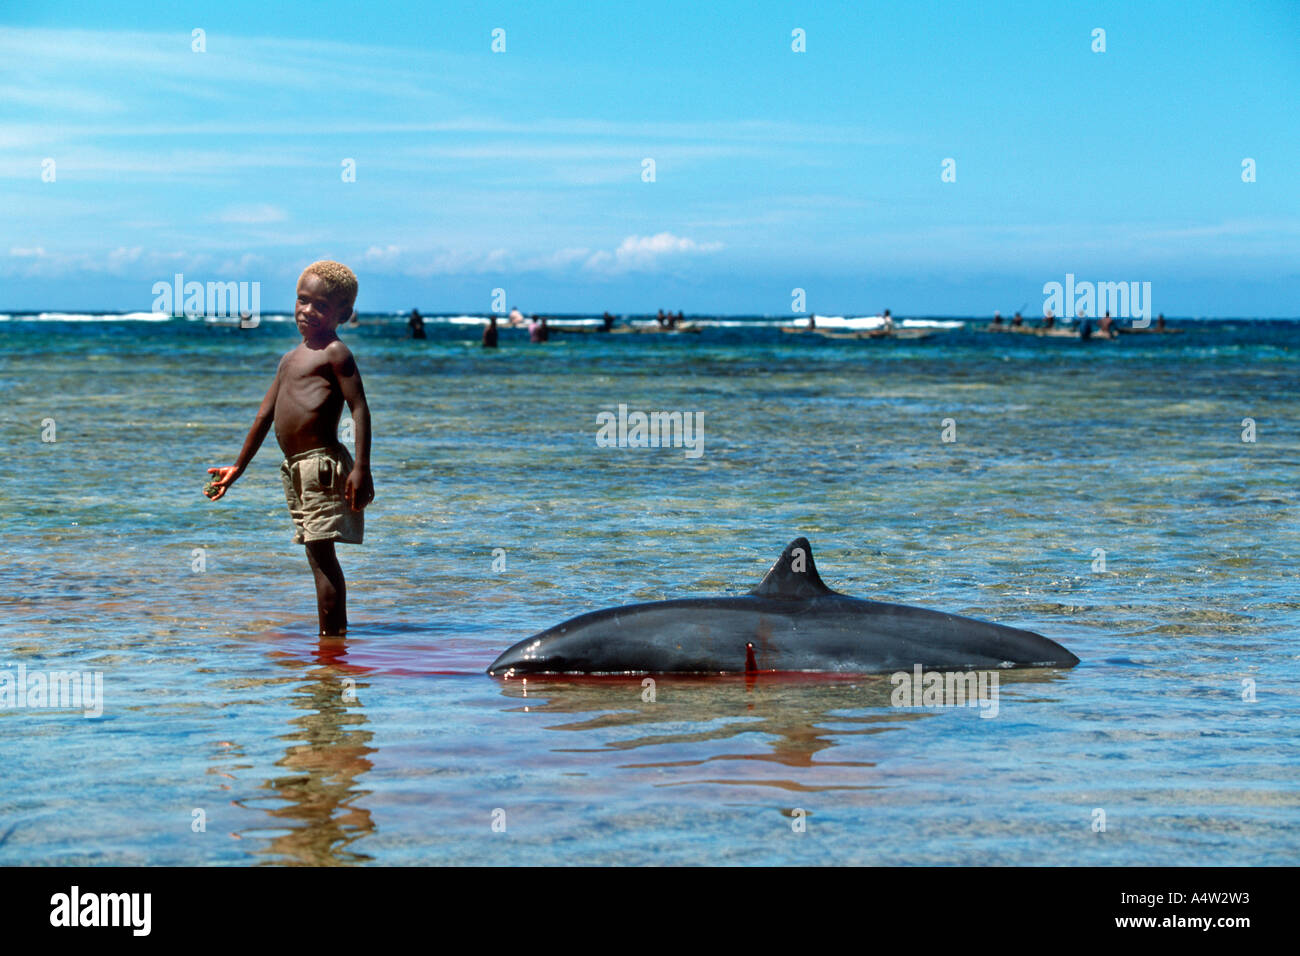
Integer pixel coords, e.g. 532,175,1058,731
300,260,358,313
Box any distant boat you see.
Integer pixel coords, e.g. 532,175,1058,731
1118,325,1182,335
547,323,605,334
784,326,933,341
610,321,702,334
984,324,1117,340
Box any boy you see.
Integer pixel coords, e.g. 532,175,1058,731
206,260,374,637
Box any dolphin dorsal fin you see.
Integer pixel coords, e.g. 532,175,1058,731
749,537,835,599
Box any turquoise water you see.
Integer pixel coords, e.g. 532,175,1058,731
1,316,1298,865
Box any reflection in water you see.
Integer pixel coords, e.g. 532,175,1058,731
496,670,1074,791
234,637,377,865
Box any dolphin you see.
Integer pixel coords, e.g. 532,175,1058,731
487,538,1079,676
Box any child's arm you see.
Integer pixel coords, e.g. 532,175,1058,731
205,368,280,501
330,343,373,511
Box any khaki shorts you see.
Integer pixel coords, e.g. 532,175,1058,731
280,444,364,545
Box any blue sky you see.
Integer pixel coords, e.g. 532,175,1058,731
2,0,1297,315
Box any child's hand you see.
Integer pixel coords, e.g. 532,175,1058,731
345,467,374,511
205,465,241,501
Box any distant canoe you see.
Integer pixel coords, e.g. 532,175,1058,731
610,322,702,334
547,324,607,334
784,326,933,341
983,325,1117,340
983,325,1073,336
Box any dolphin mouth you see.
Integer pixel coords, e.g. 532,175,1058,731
486,654,523,678
1026,636,1080,668
486,636,544,677
487,641,553,677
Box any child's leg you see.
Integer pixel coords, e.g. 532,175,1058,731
305,540,347,636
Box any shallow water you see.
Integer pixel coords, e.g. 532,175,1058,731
1,316,1298,865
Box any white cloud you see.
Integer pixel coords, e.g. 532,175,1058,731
0,84,123,113
215,252,270,274
339,236,723,278
106,246,143,266
523,247,593,271
584,232,724,274
361,244,402,265
406,248,511,277
0,246,223,281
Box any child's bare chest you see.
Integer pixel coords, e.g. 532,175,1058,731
279,351,337,406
